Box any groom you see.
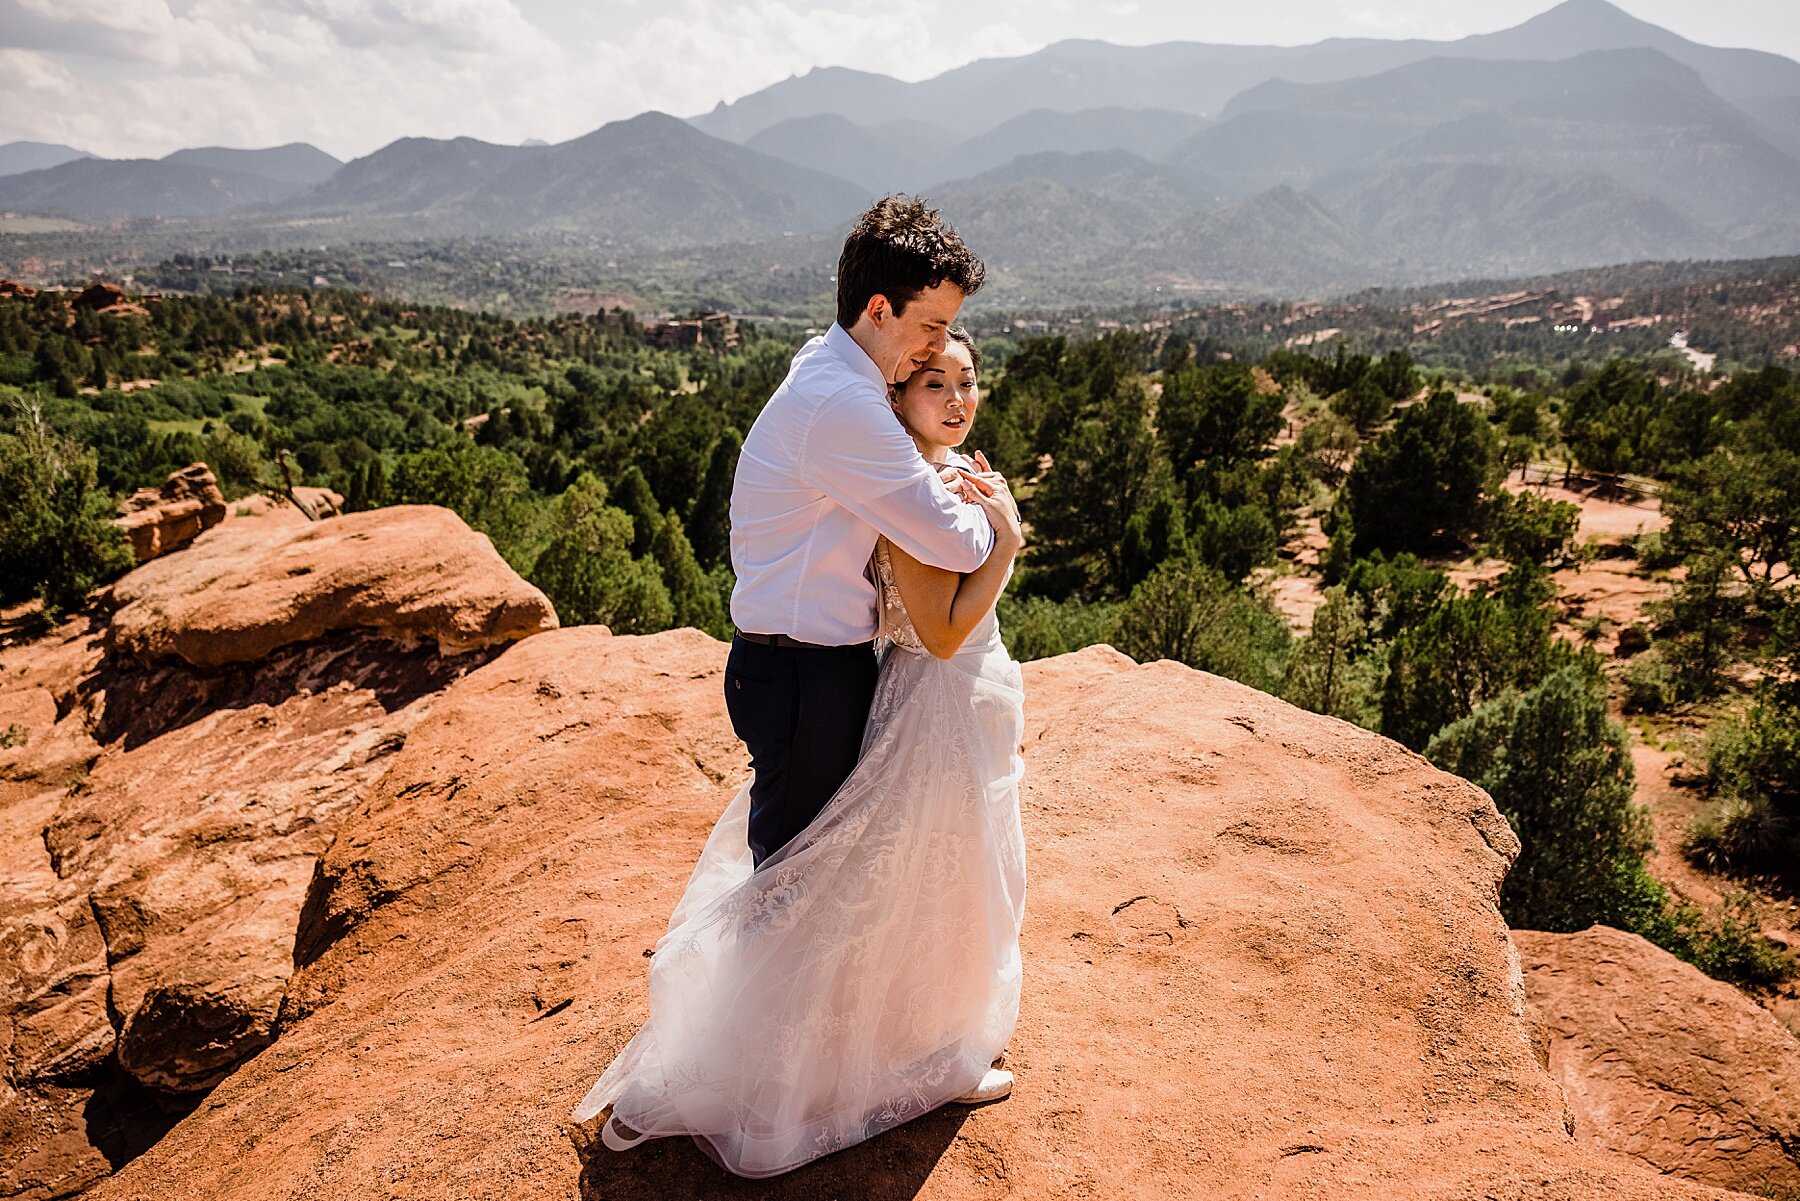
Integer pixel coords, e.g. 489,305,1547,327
726,195,992,869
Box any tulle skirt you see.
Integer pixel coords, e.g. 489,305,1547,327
571,633,1027,1178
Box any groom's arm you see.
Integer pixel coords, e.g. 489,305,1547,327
805,388,994,573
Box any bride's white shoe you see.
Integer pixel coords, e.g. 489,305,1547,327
953,1067,1013,1104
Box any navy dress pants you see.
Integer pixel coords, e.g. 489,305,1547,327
724,635,880,868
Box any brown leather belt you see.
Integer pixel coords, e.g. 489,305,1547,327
735,631,840,650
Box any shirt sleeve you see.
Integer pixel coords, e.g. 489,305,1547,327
803,386,994,573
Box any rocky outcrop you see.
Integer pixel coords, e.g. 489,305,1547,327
287,486,342,521
69,633,1756,1201
0,504,559,1201
106,504,556,668
1517,925,1800,1194
69,284,146,319
113,464,228,564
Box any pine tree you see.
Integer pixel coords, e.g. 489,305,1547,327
530,473,672,634
1426,668,1667,933
653,514,729,639
687,430,739,569
611,464,662,558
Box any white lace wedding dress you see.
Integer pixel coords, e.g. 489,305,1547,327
570,537,1027,1178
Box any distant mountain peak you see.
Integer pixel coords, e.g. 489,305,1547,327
1518,0,1663,34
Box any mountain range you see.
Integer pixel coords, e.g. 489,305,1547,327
2,0,1799,305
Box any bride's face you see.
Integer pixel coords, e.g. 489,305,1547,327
890,339,979,452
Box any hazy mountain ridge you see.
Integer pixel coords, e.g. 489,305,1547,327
3,0,1799,307
282,112,869,246
0,141,94,178
690,0,1800,141
0,141,343,219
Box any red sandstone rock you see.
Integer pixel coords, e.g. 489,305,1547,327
106,504,557,668
289,486,342,520
71,283,127,311
113,463,229,563
1516,925,1800,1193
70,634,1757,1201
0,506,560,1199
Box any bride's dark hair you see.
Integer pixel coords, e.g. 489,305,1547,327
946,325,980,373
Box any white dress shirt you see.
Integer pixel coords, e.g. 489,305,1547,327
729,322,995,645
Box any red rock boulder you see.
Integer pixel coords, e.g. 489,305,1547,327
106,503,557,668
114,463,229,563
1517,925,1800,1194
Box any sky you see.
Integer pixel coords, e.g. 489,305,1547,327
2,0,1797,162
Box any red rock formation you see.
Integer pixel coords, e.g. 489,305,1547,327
288,485,342,520
0,505,559,1200
70,284,126,312
113,463,229,563
61,634,1757,1201
106,504,556,668
0,280,38,298
1517,925,1800,1193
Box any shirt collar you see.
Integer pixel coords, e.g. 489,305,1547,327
824,322,888,391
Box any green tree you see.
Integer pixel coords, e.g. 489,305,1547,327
1484,488,1580,567
610,464,664,558
686,429,739,569
1026,377,1163,598
385,441,545,573
530,472,673,634
1426,668,1668,933
1329,373,1392,435
1337,391,1498,559
652,514,729,640
1561,359,1662,475
1651,551,1747,701
1340,550,1451,642
1157,363,1283,482
1664,449,1800,598
0,400,136,617
1187,497,1279,584
1119,482,1189,591
1114,559,1291,694
1284,585,1384,728
1381,592,1580,750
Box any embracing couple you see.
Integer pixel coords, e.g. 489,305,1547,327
568,196,1029,1178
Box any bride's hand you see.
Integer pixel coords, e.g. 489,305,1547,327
958,453,1022,550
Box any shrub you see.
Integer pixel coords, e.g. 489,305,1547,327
1425,667,1666,933
0,400,136,618
1114,559,1291,694
1643,891,1798,995
1684,793,1795,877
1484,487,1580,567
998,595,1122,663
1630,529,1681,570
1283,585,1384,729
1620,648,1678,714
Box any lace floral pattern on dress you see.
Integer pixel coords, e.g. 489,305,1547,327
871,537,926,654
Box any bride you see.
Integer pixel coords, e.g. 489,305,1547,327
569,327,1028,1179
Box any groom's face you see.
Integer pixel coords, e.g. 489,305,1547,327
865,282,966,386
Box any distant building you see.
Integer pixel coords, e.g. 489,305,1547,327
645,310,741,351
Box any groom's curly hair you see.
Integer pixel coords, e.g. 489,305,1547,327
836,195,985,330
